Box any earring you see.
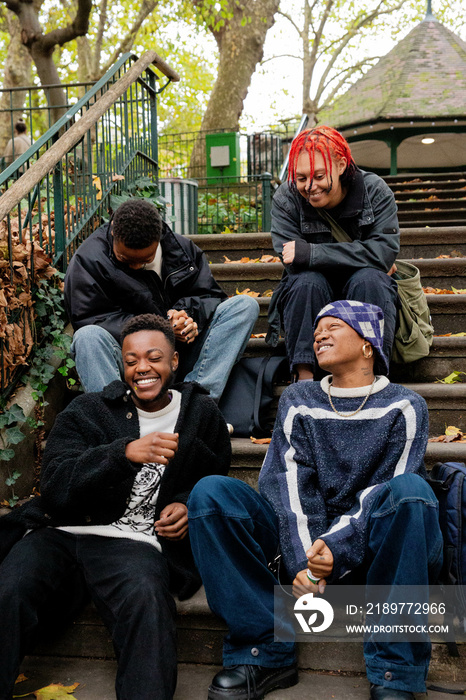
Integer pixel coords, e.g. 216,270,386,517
362,343,373,359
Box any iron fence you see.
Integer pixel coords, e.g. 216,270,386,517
158,118,300,182
0,80,96,167
0,51,178,399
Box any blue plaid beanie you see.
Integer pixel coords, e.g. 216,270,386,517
314,300,389,376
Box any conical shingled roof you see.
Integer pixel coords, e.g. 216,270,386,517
320,17,466,128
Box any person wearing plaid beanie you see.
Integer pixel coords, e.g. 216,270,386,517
188,300,442,700
266,125,399,381
314,299,389,375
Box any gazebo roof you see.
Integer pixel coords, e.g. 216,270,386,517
319,15,466,129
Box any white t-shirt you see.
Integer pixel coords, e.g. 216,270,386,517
57,390,181,551
144,243,163,278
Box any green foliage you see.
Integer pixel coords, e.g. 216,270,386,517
0,273,76,507
198,190,261,234
110,177,171,216
0,403,26,506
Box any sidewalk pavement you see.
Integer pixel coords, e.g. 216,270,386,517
15,656,464,700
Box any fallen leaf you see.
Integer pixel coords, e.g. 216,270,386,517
251,333,267,338
445,425,463,436
15,675,27,684
451,287,466,294
236,288,260,297
111,174,125,181
250,436,271,444
92,176,102,201
435,371,466,384
14,682,80,699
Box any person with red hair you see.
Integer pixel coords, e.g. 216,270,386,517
267,125,399,381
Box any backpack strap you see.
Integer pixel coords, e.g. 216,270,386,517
253,356,270,434
253,356,286,434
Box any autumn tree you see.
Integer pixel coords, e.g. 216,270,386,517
0,6,32,152
271,0,425,126
188,0,280,173
2,0,92,118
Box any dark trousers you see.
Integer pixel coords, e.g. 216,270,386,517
0,530,177,700
279,268,399,374
188,473,443,693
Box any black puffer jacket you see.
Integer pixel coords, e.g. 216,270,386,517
64,222,227,342
0,381,231,600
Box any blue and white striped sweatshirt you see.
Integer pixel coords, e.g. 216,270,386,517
258,376,429,581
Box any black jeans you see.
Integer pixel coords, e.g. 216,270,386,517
279,267,398,374
0,529,177,700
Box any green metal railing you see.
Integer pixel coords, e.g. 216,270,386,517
0,51,179,398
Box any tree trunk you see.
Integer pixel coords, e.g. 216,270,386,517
0,10,32,153
189,0,280,178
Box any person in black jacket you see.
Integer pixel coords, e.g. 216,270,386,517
267,125,400,381
65,198,259,399
0,314,231,700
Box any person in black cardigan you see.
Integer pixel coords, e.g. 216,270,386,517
0,314,231,700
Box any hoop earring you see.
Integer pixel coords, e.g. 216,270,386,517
362,343,373,359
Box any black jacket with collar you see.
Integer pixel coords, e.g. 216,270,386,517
267,169,400,345
0,381,231,600
64,222,227,342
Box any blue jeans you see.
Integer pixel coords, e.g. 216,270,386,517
70,295,259,400
279,267,398,374
187,473,443,693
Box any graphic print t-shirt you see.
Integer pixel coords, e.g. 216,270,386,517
57,390,181,551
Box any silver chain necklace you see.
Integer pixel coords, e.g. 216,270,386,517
327,377,377,417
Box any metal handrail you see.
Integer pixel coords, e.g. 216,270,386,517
0,51,178,191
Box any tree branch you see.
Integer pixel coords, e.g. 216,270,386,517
92,0,108,78
318,57,379,107
99,0,157,76
40,0,92,51
261,52,301,64
3,0,22,14
277,9,302,36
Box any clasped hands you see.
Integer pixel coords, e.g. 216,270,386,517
292,539,334,598
167,308,198,344
125,431,188,540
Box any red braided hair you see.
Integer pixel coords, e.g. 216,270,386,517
287,125,356,188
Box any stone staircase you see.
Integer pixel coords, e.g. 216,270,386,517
24,173,466,692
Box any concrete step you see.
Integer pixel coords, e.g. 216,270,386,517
385,172,466,186
17,657,466,700
31,589,465,683
189,228,466,263
251,294,466,335
396,218,466,228
397,210,466,226
230,439,466,488
210,258,466,293
394,189,466,201
244,337,466,384
397,198,466,211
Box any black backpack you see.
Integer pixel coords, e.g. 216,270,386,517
426,462,466,661
218,356,289,438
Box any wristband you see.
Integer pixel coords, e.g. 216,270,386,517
306,569,319,584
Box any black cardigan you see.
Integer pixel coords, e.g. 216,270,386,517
0,381,231,600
